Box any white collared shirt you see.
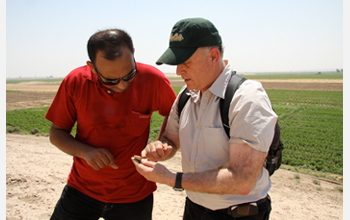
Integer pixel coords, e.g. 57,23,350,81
166,64,277,210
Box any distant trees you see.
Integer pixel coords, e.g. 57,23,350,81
336,69,343,73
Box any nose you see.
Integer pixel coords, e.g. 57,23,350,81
176,64,184,76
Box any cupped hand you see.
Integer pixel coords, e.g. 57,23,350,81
132,157,175,186
141,140,173,161
83,148,118,170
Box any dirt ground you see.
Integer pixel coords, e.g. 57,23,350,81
169,78,343,91
6,78,344,219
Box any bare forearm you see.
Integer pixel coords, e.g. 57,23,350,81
177,143,265,194
49,125,92,159
49,123,118,170
135,143,265,195
181,168,254,195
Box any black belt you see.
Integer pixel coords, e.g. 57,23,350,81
226,195,270,218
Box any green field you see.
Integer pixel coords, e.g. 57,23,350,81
268,90,343,175
242,72,343,80
6,78,343,177
6,78,64,84
167,72,343,80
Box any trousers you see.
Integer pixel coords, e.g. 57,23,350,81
50,185,153,220
183,196,271,220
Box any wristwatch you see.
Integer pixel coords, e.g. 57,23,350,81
173,172,184,191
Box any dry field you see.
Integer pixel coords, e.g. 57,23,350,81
5,78,343,111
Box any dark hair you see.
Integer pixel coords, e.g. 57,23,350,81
87,29,134,64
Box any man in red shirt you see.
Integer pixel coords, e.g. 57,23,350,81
45,29,176,220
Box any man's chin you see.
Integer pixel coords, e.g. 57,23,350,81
185,84,196,91
112,88,128,94
108,84,131,94
184,82,192,89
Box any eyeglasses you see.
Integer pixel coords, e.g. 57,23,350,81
93,60,137,86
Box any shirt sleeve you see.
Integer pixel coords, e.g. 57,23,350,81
164,85,188,136
228,80,277,152
156,76,177,117
45,74,77,131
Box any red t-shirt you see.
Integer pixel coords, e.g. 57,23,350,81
45,62,176,203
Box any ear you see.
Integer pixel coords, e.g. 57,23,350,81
87,61,96,74
209,47,220,65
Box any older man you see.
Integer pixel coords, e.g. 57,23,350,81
133,18,277,220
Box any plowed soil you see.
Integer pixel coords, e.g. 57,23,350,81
5,78,343,111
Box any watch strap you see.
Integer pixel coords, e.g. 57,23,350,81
174,172,184,191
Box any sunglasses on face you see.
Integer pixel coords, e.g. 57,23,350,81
93,60,137,86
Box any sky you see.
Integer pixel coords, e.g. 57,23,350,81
4,0,344,79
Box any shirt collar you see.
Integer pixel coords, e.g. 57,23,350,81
187,63,234,102
83,65,99,83
209,63,233,99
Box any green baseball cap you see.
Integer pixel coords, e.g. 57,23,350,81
156,17,222,65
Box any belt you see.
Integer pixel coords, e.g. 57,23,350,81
226,195,270,217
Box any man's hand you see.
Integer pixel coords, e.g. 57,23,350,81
49,123,118,170
141,140,173,161
132,157,175,186
83,148,118,170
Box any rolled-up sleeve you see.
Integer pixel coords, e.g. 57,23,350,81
165,86,188,136
228,80,277,152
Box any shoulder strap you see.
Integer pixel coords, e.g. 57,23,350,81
177,71,246,138
178,87,190,118
177,73,282,176
220,72,247,137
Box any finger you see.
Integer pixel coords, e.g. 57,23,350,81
163,145,173,157
150,143,165,160
131,157,139,164
109,162,119,169
87,159,101,170
141,149,147,158
140,159,157,168
162,142,169,150
105,150,115,162
149,150,162,161
91,164,100,170
132,156,142,164
142,144,153,158
146,145,160,161
131,157,154,168
95,158,108,169
100,149,118,169
131,157,145,171
156,146,165,158
98,155,111,167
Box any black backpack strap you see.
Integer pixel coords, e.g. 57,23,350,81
220,72,247,137
177,72,283,176
178,71,246,138
177,87,190,119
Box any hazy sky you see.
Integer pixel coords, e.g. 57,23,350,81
5,0,343,79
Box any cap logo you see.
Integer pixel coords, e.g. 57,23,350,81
169,33,184,42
